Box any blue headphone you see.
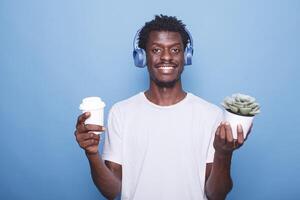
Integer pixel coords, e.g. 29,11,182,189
133,27,194,68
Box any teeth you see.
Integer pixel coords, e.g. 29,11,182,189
158,66,173,69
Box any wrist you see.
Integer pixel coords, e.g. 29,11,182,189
213,151,233,171
85,150,99,157
214,150,233,160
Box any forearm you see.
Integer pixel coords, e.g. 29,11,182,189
205,152,233,200
86,152,121,200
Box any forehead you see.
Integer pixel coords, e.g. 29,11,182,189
147,31,183,46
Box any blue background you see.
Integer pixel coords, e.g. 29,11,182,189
1,0,299,199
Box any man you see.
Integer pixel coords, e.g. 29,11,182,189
75,15,250,200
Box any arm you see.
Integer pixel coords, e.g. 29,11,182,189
205,122,249,200
75,112,122,200
86,153,122,200
205,153,233,200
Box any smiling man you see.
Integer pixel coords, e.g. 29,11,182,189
145,30,185,89
75,15,250,200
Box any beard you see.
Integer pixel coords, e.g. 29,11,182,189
147,63,184,88
150,76,181,88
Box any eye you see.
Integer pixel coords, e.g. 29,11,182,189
152,48,161,54
171,48,180,54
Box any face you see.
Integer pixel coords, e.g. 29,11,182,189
145,31,185,87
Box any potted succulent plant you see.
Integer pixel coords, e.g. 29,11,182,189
221,93,260,139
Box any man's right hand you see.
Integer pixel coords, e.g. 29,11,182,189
75,112,106,155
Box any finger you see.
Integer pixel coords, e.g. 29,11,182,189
76,112,90,133
74,129,86,138
76,131,100,142
84,124,106,132
237,124,244,145
224,122,234,143
77,123,87,133
224,122,234,149
80,139,99,149
89,132,101,141
76,112,90,126
215,124,221,136
245,123,253,141
219,123,226,144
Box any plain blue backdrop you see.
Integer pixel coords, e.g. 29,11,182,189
1,0,299,199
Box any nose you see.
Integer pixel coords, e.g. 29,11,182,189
160,49,172,61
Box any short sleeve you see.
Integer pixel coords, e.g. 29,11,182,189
206,110,223,163
102,105,123,165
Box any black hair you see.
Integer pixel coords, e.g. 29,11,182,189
138,14,189,50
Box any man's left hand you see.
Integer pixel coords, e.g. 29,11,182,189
213,122,252,155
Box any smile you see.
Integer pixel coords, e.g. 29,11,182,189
156,65,176,74
158,66,174,70
156,64,176,69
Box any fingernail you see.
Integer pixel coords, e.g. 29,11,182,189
102,127,106,131
225,122,229,126
85,112,90,116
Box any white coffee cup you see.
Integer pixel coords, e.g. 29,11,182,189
79,97,105,134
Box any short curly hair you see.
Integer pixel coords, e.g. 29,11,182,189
138,14,189,50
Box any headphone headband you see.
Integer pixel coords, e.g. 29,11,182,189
133,28,143,52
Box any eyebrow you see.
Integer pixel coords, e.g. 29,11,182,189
150,42,182,47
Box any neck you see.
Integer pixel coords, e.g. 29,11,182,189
144,80,187,106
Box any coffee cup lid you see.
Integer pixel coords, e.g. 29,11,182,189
79,97,105,110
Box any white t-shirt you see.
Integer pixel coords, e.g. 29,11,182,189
102,92,223,200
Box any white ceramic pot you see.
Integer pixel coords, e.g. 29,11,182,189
223,109,254,139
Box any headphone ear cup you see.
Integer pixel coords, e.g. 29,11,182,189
184,47,193,65
133,48,146,68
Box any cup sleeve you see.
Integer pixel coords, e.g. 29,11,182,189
206,110,223,163
102,105,123,165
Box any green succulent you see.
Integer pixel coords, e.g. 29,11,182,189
222,93,260,116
